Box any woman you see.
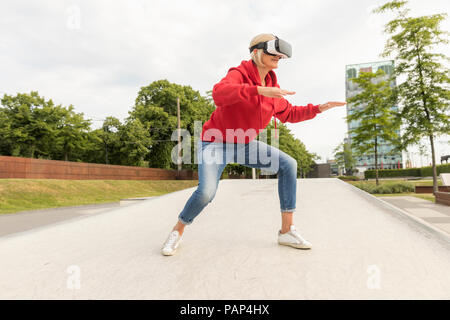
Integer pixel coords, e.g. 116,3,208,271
161,33,346,256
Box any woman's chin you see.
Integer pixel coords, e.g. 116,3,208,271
264,62,279,69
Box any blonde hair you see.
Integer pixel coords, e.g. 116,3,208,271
249,33,276,67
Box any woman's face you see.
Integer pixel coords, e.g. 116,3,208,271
261,52,281,69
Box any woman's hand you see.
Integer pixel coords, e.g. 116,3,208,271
257,86,296,99
319,101,347,112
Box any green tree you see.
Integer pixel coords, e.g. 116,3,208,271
118,118,152,166
97,117,122,164
374,0,450,193
84,117,153,166
130,103,177,169
130,80,214,169
333,143,346,175
53,106,91,161
346,69,400,185
0,92,59,158
333,141,356,176
0,106,12,156
80,129,104,164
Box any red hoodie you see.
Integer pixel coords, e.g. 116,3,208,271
201,59,322,144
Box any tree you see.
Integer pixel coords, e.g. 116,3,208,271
118,118,152,166
130,80,214,169
0,105,13,156
80,129,104,164
374,0,450,193
0,92,59,158
333,143,346,176
53,105,91,161
333,141,356,176
346,69,400,185
0,92,93,162
97,117,122,164
129,103,177,169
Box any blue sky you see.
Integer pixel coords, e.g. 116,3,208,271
1,0,449,166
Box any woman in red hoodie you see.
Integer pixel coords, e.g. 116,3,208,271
161,34,346,255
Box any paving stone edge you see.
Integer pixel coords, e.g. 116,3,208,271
336,178,450,246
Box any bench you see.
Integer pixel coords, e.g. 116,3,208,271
415,185,450,193
414,173,450,193
440,173,450,186
435,173,450,206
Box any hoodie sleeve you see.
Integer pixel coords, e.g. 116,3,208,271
212,70,259,106
275,98,322,123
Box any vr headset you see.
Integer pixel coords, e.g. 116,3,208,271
249,35,292,59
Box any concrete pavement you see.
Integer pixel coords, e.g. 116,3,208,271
379,196,450,235
0,202,133,237
0,197,155,237
1,178,450,299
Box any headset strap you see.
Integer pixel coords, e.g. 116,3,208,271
249,35,278,53
249,42,265,53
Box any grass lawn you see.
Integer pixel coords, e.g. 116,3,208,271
346,179,442,186
0,179,198,214
372,193,435,202
344,179,437,202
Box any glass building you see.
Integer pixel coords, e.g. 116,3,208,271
345,60,403,171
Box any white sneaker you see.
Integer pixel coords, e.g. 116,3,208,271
161,230,182,256
278,225,312,249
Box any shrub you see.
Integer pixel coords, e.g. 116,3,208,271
353,182,414,194
420,163,450,177
364,163,450,179
337,175,360,181
352,182,375,193
372,184,392,194
364,168,420,179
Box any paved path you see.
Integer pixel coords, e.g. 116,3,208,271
0,202,132,237
0,198,154,237
379,196,450,235
1,178,450,299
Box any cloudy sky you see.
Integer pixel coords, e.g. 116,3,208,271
1,0,449,166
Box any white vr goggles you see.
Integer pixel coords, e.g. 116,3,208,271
249,35,292,59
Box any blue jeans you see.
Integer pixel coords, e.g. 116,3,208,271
178,139,298,225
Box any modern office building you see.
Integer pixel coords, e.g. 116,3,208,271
345,60,403,173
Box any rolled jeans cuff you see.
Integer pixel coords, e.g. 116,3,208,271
281,208,296,213
178,217,193,225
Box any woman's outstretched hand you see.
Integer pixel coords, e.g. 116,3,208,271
257,86,296,98
318,101,347,112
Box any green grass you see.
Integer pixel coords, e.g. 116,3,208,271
344,179,436,202
346,179,442,186
372,193,435,202
0,179,198,214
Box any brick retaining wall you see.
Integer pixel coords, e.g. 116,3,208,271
0,156,198,180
